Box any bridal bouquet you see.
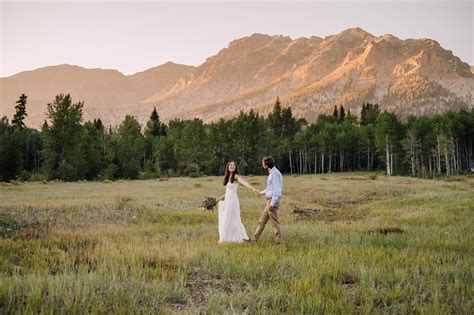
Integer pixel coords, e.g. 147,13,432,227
200,196,218,211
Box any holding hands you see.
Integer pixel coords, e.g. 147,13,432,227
234,174,263,198
252,188,266,199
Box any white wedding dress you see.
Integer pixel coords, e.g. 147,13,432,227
218,181,249,243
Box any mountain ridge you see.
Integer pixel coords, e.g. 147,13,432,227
1,28,472,128
141,28,472,124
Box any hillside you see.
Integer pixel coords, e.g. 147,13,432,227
1,28,473,128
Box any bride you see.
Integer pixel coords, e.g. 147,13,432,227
217,161,259,243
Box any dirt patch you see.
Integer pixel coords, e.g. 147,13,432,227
365,189,409,201
292,206,369,222
341,273,358,291
369,227,405,235
309,188,411,211
320,272,358,289
167,303,187,311
315,197,364,208
340,176,371,181
185,267,235,310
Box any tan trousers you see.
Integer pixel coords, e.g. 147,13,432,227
252,198,283,243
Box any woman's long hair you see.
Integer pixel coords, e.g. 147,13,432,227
223,161,239,186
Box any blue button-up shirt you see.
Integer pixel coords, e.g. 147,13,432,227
261,167,283,207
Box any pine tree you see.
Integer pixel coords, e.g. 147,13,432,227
94,118,104,130
268,97,283,139
113,115,145,179
144,107,162,137
42,94,85,180
361,103,381,125
281,107,302,139
12,94,28,129
339,105,346,122
333,105,339,120
81,121,104,179
143,107,164,175
0,117,23,181
41,120,49,132
159,124,168,137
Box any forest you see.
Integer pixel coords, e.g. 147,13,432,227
0,93,473,181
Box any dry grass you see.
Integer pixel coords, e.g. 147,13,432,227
0,173,473,313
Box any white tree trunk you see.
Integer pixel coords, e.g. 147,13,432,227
314,150,317,174
385,135,391,176
289,149,293,174
321,151,325,174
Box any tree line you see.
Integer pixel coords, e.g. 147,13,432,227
0,94,472,182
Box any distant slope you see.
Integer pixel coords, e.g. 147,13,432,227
142,28,473,123
1,28,472,129
0,62,195,128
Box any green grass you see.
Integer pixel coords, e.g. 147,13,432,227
0,173,473,313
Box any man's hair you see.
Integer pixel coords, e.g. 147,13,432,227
262,156,275,168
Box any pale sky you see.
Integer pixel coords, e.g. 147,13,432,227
1,0,472,77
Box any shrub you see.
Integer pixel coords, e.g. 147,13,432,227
369,174,378,180
28,172,48,182
189,172,202,178
101,163,118,180
17,170,31,181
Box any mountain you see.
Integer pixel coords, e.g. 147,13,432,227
1,28,472,128
0,62,195,128
142,28,473,123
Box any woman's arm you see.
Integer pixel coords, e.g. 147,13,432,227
235,175,259,194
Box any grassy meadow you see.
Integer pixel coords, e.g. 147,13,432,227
0,173,473,313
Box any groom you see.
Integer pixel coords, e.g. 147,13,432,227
249,156,283,244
